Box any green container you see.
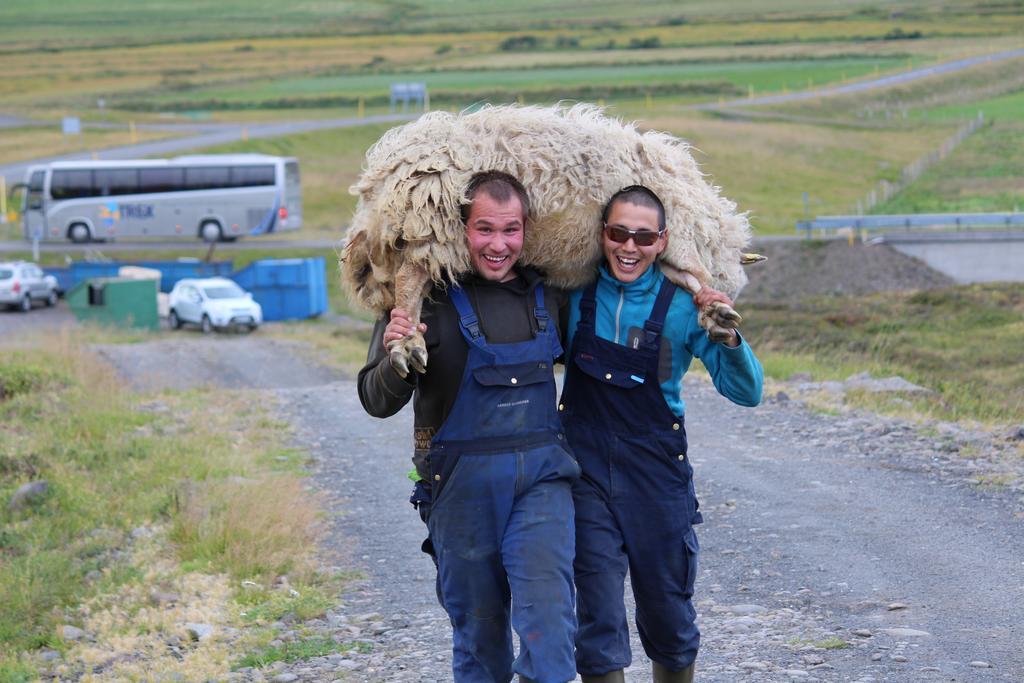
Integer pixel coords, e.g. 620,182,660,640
66,277,159,330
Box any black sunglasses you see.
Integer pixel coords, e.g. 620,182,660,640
603,224,665,247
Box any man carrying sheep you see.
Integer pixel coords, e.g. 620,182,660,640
560,186,764,683
358,171,579,683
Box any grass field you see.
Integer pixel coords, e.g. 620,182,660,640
744,282,1024,424
139,56,911,110
2,1,1021,48
872,120,1024,214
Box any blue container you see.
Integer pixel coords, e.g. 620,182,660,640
231,257,327,321
64,259,233,293
42,266,75,293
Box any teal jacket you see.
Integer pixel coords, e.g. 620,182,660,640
566,263,763,417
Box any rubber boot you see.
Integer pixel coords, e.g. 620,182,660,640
581,671,626,683
653,661,695,683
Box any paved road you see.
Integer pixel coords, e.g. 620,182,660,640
0,113,416,185
705,47,1024,109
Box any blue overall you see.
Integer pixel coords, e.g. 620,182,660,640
561,279,702,676
427,284,580,683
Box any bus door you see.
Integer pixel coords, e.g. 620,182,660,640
22,170,47,240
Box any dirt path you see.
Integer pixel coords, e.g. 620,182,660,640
93,336,1024,682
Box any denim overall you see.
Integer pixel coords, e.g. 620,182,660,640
427,284,580,683
561,279,702,676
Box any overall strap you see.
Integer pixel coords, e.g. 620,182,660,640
577,281,598,329
448,285,490,350
533,285,549,332
641,278,678,344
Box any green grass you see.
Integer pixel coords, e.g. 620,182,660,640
0,333,327,673
744,283,1024,423
922,89,1024,123
2,0,1017,48
873,120,1024,214
234,637,371,670
142,56,908,108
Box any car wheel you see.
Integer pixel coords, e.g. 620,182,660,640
247,323,258,333
199,221,222,243
46,291,58,307
168,309,182,330
200,314,213,334
68,223,91,244
19,295,32,312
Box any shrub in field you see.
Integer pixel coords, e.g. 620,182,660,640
500,35,540,51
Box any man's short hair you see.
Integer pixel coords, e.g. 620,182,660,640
462,171,530,224
602,185,666,231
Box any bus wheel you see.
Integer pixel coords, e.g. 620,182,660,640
68,223,91,243
199,221,223,243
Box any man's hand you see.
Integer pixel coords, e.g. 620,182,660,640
693,287,733,310
383,308,427,352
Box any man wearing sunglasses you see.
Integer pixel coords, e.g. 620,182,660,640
560,185,764,683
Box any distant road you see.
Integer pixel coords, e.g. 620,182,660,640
0,113,415,185
705,47,1024,109
0,239,340,254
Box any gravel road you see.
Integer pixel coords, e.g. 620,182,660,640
83,332,1023,683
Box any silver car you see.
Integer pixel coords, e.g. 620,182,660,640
0,261,59,312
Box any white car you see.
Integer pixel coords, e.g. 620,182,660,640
167,277,262,333
0,261,59,312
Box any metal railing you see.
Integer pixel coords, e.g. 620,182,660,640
796,212,1024,238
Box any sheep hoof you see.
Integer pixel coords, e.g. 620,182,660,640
409,346,428,375
389,348,410,378
387,333,428,379
708,300,742,328
706,324,735,344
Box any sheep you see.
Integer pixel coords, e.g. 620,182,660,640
341,104,759,377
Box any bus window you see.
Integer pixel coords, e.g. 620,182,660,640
95,168,139,196
185,166,230,190
51,170,94,199
231,165,275,187
139,167,185,194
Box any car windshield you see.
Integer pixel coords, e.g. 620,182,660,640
0,269,13,280
203,284,245,299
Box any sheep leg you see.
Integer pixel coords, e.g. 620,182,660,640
660,263,742,344
388,262,431,378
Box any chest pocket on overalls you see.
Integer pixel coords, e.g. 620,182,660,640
573,351,647,389
471,360,551,436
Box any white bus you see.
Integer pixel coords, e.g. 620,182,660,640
19,154,302,243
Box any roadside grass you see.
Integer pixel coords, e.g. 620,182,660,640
265,321,374,375
743,282,1024,424
0,126,180,167
873,120,1024,214
635,110,955,233
0,328,336,679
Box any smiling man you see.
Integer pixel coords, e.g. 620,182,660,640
561,186,763,683
358,171,579,683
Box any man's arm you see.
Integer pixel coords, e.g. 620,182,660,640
686,310,763,408
357,316,417,417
